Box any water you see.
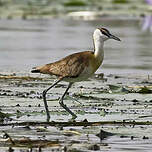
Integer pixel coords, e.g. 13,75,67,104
0,17,152,75
0,17,152,152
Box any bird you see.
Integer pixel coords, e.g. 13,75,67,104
31,27,121,121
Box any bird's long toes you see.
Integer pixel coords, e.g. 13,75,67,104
72,114,77,120
69,116,77,122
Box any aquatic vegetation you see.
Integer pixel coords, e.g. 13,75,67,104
63,0,87,7
112,0,129,4
0,73,152,151
0,0,149,19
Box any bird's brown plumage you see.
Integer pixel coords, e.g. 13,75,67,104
32,51,96,78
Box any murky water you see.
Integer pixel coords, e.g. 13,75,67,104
0,17,152,74
0,18,152,151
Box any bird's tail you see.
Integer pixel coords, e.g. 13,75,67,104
31,66,43,73
31,68,41,73
31,65,50,74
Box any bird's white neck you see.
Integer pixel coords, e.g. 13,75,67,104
93,32,104,62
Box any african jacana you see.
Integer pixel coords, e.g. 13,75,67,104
31,28,121,121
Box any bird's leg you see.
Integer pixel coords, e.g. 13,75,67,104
59,82,77,119
43,79,62,122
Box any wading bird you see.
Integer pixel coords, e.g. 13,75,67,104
31,28,121,121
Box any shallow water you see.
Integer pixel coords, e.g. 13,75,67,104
0,17,152,74
0,18,152,151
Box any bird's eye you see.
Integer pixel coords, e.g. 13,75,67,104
100,28,110,37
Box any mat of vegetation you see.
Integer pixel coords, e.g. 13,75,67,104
0,73,152,151
0,0,151,19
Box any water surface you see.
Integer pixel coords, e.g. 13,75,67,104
0,17,151,75
0,17,152,152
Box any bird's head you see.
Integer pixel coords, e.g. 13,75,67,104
93,27,121,42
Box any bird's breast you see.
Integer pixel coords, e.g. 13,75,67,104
74,56,102,80
89,54,103,73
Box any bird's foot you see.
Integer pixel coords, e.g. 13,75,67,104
71,113,77,120
68,115,77,122
67,95,82,105
59,101,77,120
